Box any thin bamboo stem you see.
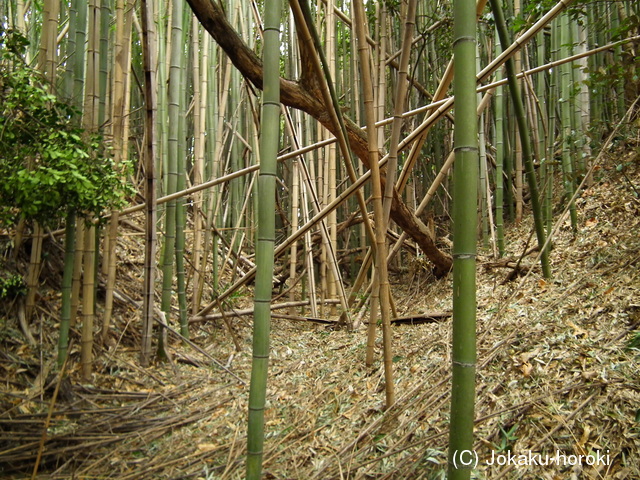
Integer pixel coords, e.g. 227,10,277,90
24,221,43,320
352,0,395,407
81,225,96,381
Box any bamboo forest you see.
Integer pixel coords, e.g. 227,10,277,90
1,0,639,477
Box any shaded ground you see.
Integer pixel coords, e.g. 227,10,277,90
1,144,639,479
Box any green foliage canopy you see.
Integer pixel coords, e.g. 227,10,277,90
0,28,129,228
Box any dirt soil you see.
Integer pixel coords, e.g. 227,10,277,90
1,143,639,479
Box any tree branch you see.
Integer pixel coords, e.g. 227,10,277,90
185,0,452,275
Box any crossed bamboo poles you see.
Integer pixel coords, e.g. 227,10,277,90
91,32,635,318
43,13,637,324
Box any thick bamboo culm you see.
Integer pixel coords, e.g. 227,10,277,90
246,0,282,474
447,0,478,476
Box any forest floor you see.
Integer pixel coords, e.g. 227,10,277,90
1,141,639,479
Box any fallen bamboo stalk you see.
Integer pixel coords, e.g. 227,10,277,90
191,299,339,322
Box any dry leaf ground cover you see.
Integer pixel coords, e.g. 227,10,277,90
1,144,639,479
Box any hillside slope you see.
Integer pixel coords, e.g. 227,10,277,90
1,143,639,479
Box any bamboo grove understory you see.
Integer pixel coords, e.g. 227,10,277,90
0,0,638,476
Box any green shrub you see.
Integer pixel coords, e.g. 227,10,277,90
0,27,131,228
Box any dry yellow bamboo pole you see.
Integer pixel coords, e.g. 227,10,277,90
192,144,392,319
301,150,319,317
395,0,487,195
218,172,257,282
195,54,231,301
191,19,206,315
80,0,100,375
382,0,417,225
38,0,59,85
376,4,387,152
289,158,301,314
352,0,394,407
102,0,134,342
286,0,356,319
387,91,494,263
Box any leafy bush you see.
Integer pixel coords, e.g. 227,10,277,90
0,27,130,228
0,273,26,300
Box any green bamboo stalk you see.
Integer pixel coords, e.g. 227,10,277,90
73,0,88,105
548,18,560,234
140,0,159,366
63,0,78,102
513,0,523,224
24,223,43,323
58,211,76,367
569,20,586,178
25,0,58,325
198,37,221,302
289,158,301,314
246,0,281,475
560,13,578,230
490,0,552,279
494,40,505,256
326,0,338,313
69,218,85,328
12,0,27,37
479,111,489,248
447,0,478,477
575,22,592,186
175,24,189,339
610,6,626,120
174,4,190,339
535,31,550,235
504,114,515,222
65,0,88,333
98,0,110,126
159,0,185,357
477,42,488,249
81,224,96,382
586,2,602,139
301,163,319,317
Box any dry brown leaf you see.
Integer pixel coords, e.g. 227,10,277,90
585,217,598,228
580,425,591,445
567,320,588,337
520,362,533,377
196,443,218,452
